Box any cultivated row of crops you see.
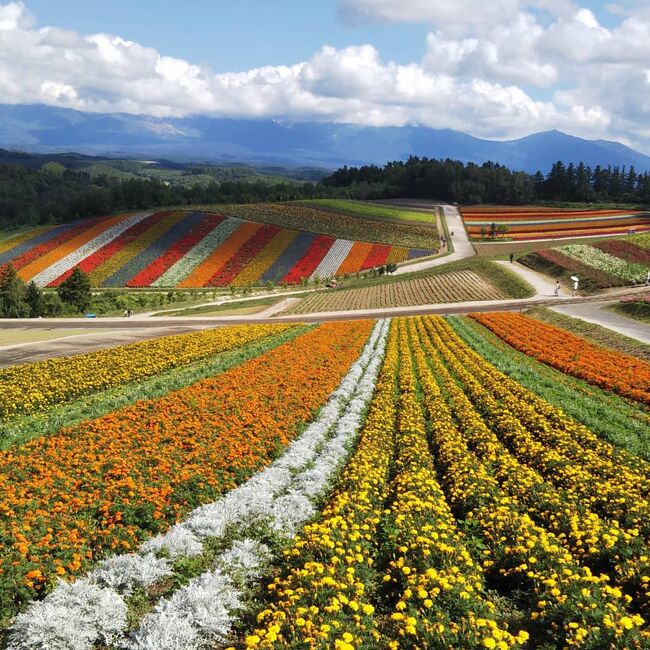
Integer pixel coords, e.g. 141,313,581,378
288,270,507,314
2,314,650,649
519,239,650,291
462,207,650,240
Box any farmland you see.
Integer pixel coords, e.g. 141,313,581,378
462,206,650,241
2,314,650,649
519,239,650,292
0,208,435,289
288,270,507,313
218,202,439,249
297,199,438,224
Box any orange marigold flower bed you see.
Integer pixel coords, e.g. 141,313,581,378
470,312,650,404
0,319,373,616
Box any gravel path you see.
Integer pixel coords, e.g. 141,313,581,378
550,301,650,345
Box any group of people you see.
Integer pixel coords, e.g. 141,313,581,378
553,279,579,296
123,308,133,317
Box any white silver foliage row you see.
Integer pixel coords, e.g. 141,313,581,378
121,318,390,650
7,579,128,650
124,540,270,650
89,553,174,594
8,319,389,650
308,238,354,281
140,524,203,559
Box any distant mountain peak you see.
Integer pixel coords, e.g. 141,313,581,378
0,104,648,172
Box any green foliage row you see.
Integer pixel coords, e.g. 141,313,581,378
447,315,650,460
297,199,436,223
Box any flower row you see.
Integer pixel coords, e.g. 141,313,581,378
0,320,373,631
2,210,433,288
414,316,647,647
8,320,389,650
471,311,650,404
0,323,291,419
559,244,647,283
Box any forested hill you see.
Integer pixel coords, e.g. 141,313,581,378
2,154,650,231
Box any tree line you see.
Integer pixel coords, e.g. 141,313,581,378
0,163,320,230
322,158,650,205
0,264,91,317
2,155,650,231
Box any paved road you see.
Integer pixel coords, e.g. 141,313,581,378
0,325,212,368
3,287,649,366
395,204,476,275
495,260,569,298
550,301,650,345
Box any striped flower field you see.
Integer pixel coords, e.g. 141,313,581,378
0,211,434,288
462,207,650,241
5,316,650,650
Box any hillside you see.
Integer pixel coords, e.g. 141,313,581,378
0,203,437,288
2,104,650,172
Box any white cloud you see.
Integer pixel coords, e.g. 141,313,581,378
0,1,648,150
338,0,577,32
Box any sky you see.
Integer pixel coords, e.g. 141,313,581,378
1,0,650,151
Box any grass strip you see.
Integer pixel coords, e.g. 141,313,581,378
447,316,650,460
608,301,650,324
296,199,438,225
526,306,650,361
0,325,309,450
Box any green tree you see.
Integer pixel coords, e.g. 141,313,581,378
57,267,92,313
0,263,29,317
25,281,45,317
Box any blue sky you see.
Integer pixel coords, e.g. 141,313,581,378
23,1,432,71
1,0,650,151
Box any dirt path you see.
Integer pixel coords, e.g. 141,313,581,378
550,301,650,345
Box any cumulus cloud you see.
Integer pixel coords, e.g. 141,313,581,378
0,1,648,150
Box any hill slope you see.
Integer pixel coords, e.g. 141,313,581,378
0,206,436,288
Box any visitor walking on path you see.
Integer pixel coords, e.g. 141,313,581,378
509,253,514,263
572,278,579,296
646,269,650,285
554,280,561,297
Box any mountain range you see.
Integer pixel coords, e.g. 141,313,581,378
1,104,649,173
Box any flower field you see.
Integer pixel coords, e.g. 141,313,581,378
0,324,291,420
471,311,650,403
519,239,650,291
462,207,650,241
288,270,508,314
0,210,434,288
4,315,650,649
0,320,373,639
